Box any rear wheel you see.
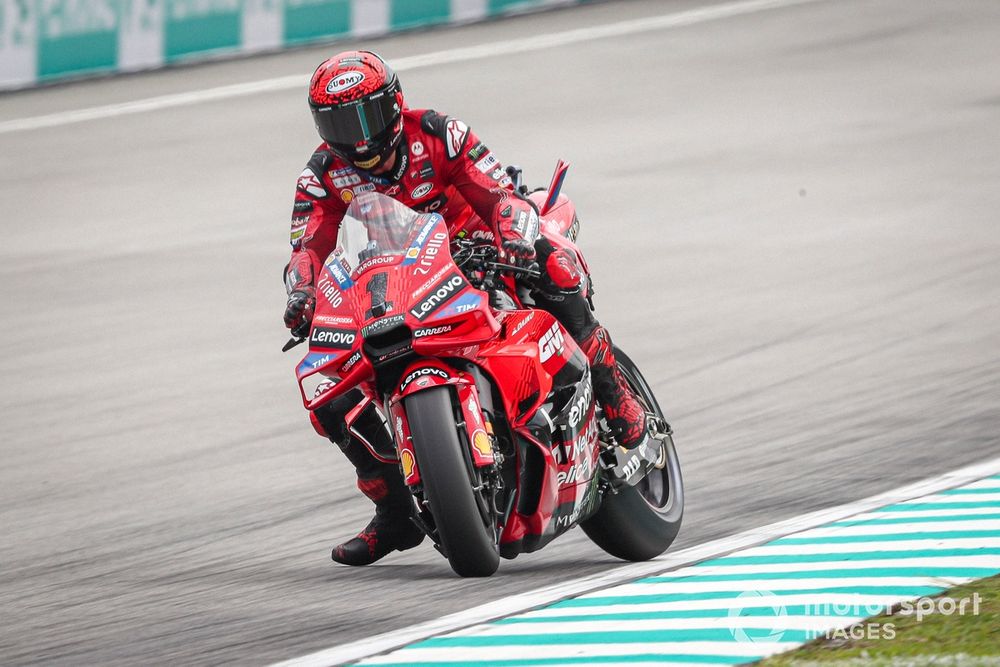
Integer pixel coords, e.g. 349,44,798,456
406,386,500,577
581,347,684,561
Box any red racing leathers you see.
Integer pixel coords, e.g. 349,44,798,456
284,108,649,565
285,109,539,300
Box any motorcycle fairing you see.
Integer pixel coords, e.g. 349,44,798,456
345,395,398,464
475,310,604,553
297,213,498,409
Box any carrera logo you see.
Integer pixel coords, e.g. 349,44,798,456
400,366,450,392
310,327,356,350
326,71,365,94
409,273,464,321
340,350,362,373
410,182,433,199
414,324,453,338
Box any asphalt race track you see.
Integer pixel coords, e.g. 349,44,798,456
2,0,999,663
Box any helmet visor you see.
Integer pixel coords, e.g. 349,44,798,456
313,91,399,151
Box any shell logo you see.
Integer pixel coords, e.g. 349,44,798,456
472,430,492,457
401,449,416,481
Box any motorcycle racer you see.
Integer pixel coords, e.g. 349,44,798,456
283,51,653,566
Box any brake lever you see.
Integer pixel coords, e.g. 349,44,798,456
491,262,540,280
282,336,306,352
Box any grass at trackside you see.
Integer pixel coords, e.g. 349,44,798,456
758,575,1000,666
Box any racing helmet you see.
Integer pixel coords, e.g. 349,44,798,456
308,51,404,170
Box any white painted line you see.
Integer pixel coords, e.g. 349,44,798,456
518,593,914,616
665,555,1000,576
843,508,1000,520
785,519,1000,537
452,615,865,635
733,537,1000,555
0,0,829,136
270,454,1000,667
591,576,975,596
950,479,1000,491
895,492,1000,504
357,641,791,662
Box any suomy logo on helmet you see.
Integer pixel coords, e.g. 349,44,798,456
326,71,365,94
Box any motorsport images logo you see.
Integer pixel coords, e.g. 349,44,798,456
727,590,983,643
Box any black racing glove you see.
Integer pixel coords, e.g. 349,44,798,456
501,238,537,267
498,204,540,268
284,287,315,338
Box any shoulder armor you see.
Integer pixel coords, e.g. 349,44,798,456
306,149,334,176
420,109,448,136
420,110,469,160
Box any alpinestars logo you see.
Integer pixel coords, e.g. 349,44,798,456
538,322,565,362
409,273,464,321
445,119,469,159
297,169,326,198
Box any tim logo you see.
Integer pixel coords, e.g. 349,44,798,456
538,322,565,363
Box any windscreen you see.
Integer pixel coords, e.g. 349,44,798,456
327,193,422,276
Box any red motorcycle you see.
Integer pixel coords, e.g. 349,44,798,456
288,167,683,577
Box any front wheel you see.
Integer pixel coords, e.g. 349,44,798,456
581,347,684,561
406,386,500,577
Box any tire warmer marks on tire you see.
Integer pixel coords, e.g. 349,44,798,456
354,474,1000,666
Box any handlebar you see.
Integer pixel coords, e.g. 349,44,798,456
283,241,536,351
451,240,539,290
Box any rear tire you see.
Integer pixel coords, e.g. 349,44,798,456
581,347,684,561
406,386,500,577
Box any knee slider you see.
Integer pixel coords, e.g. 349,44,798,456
534,238,583,296
545,248,583,291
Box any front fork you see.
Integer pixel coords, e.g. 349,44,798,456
386,360,499,487
386,360,506,551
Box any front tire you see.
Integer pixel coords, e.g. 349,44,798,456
406,386,500,577
581,347,684,561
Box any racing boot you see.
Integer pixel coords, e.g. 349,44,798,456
331,466,425,566
579,325,649,449
313,392,424,566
